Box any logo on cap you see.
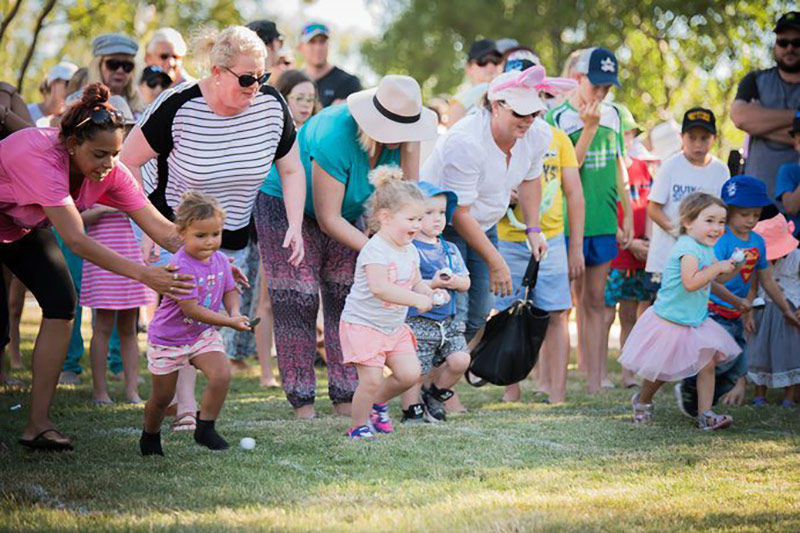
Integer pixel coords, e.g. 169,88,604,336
600,57,616,73
726,182,737,198
687,110,711,122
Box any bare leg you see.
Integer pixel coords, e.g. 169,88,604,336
144,372,179,433
617,300,639,387
374,354,421,404
581,263,612,394
255,268,278,388
542,310,570,404
502,383,521,402
116,309,142,403
638,379,664,404
351,365,383,428
754,385,767,399
8,276,25,369
192,351,232,421
696,359,717,414
571,280,585,372
401,382,422,410
434,352,470,390
20,318,72,444
89,310,115,403
785,385,797,404
602,304,617,388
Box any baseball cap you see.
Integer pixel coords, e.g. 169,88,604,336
467,39,500,62
789,110,800,136
681,107,717,134
503,47,541,72
300,22,330,43
721,176,773,208
92,33,139,57
247,20,282,45
775,11,800,33
495,38,519,55
574,47,620,87
140,65,172,88
47,61,79,83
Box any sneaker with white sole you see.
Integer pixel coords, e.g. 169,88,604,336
347,425,376,440
368,403,394,434
401,403,425,425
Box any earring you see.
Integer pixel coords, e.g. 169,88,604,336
68,150,75,155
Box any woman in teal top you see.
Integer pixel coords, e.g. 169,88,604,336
254,74,436,418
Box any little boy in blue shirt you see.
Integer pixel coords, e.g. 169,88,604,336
677,176,800,416
402,182,472,424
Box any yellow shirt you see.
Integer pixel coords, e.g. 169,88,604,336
497,127,579,241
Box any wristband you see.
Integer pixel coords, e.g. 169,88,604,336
525,226,541,235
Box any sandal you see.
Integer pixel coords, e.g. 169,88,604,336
170,412,197,432
697,410,733,431
631,393,653,425
18,428,74,451
752,396,768,407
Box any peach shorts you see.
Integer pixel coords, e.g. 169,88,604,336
340,320,418,368
146,328,225,375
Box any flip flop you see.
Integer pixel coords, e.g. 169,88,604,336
93,399,114,406
18,429,74,451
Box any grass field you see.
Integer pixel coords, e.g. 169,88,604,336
1,304,799,532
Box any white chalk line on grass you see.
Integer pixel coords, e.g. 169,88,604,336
1,482,89,514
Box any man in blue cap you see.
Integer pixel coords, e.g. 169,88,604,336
732,11,800,199
298,22,361,107
677,175,800,416
547,46,633,394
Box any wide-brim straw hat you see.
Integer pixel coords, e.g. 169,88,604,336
347,75,437,144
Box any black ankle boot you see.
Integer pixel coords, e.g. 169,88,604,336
140,430,164,456
194,415,229,450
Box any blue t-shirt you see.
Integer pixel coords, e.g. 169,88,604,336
653,235,718,327
262,105,401,222
708,228,768,313
776,163,800,238
407,238,467,321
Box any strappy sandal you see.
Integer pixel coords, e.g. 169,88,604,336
697,410,733,431
170,412,197,432
631,393,653,425
18,428,74,451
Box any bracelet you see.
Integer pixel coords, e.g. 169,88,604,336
525,226,541,234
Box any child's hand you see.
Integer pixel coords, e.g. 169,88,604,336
432,269,456,289
734,297,752,313
720,378,746,406
743,312,756,335
431,289,450,306
228,315,252,332
414,294,434,313
785,309,800,329
578,100,601,130
715,259,737,275
629,239,650,262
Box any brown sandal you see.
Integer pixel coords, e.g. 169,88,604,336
170,412,197,432
18,429,74,451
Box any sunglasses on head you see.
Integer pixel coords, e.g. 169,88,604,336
777,38,800,49
104,59,135,73
499,101,538,119
476,55,501,67
223,66,270,88
159,53,181,61
75,106,125,130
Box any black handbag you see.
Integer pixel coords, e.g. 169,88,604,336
465,256,550,387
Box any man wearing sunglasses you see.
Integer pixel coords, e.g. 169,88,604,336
298,22,362,107
732,11,800,200
448,39,502,126
144,28,192,87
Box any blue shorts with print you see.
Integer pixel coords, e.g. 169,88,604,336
604,268,653,307
566,234,618,267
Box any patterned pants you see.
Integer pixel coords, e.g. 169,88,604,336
220,241,259,361
254,192,359,407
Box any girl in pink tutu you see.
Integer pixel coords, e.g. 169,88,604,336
619,192,743,430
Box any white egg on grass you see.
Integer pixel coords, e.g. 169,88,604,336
240,437,256,450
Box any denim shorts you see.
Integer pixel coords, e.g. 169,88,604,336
495,234,572,312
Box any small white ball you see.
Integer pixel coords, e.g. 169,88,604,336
731,249,746,264
432,292,448,306
752,297,766,308
240,437,256,450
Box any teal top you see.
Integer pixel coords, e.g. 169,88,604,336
260,104,401,222
653,235,717,327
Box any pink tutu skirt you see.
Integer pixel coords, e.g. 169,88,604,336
618,307,741,382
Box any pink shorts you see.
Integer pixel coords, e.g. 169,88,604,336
340,320,417,368
147,328,225,375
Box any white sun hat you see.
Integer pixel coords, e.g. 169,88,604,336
347,75,438,144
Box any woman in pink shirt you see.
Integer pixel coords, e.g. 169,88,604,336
0,84,193,451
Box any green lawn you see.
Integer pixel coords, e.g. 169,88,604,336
1,307,799,532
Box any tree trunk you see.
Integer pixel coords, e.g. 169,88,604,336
16,0,56,92
0,0,24,45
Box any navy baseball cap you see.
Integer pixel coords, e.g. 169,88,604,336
575,47,620,87
418,181,458,223
775,11,800,33
721,176,773,208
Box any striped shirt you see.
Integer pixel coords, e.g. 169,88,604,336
138,82,296,250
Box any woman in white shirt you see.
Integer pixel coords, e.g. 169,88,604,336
422,66,550,342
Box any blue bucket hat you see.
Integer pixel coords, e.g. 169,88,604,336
417,181,458,223
721,175,773,208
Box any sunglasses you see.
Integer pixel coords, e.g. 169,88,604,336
223,66,270,88
159,53,181,61
776,38,800,49
104,59,135,73
75,106,126,130
476,55,501,67
146,77,171,89
499,101,538,119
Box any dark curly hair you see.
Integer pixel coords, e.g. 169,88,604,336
59,83,125,144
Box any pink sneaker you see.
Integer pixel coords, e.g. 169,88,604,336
368,403,394,434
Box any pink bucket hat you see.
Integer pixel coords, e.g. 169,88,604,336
754,214,799,261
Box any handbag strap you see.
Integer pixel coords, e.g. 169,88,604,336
521,256,540,300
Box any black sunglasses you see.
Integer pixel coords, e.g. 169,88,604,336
476,55,501,67
776,38,800,49
75,106,126,130
104,59,135,73
146,77,171,89
499,101,538,120
223,66,270,88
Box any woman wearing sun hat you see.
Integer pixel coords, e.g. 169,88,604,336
256,74,436,418
421,66,551,344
